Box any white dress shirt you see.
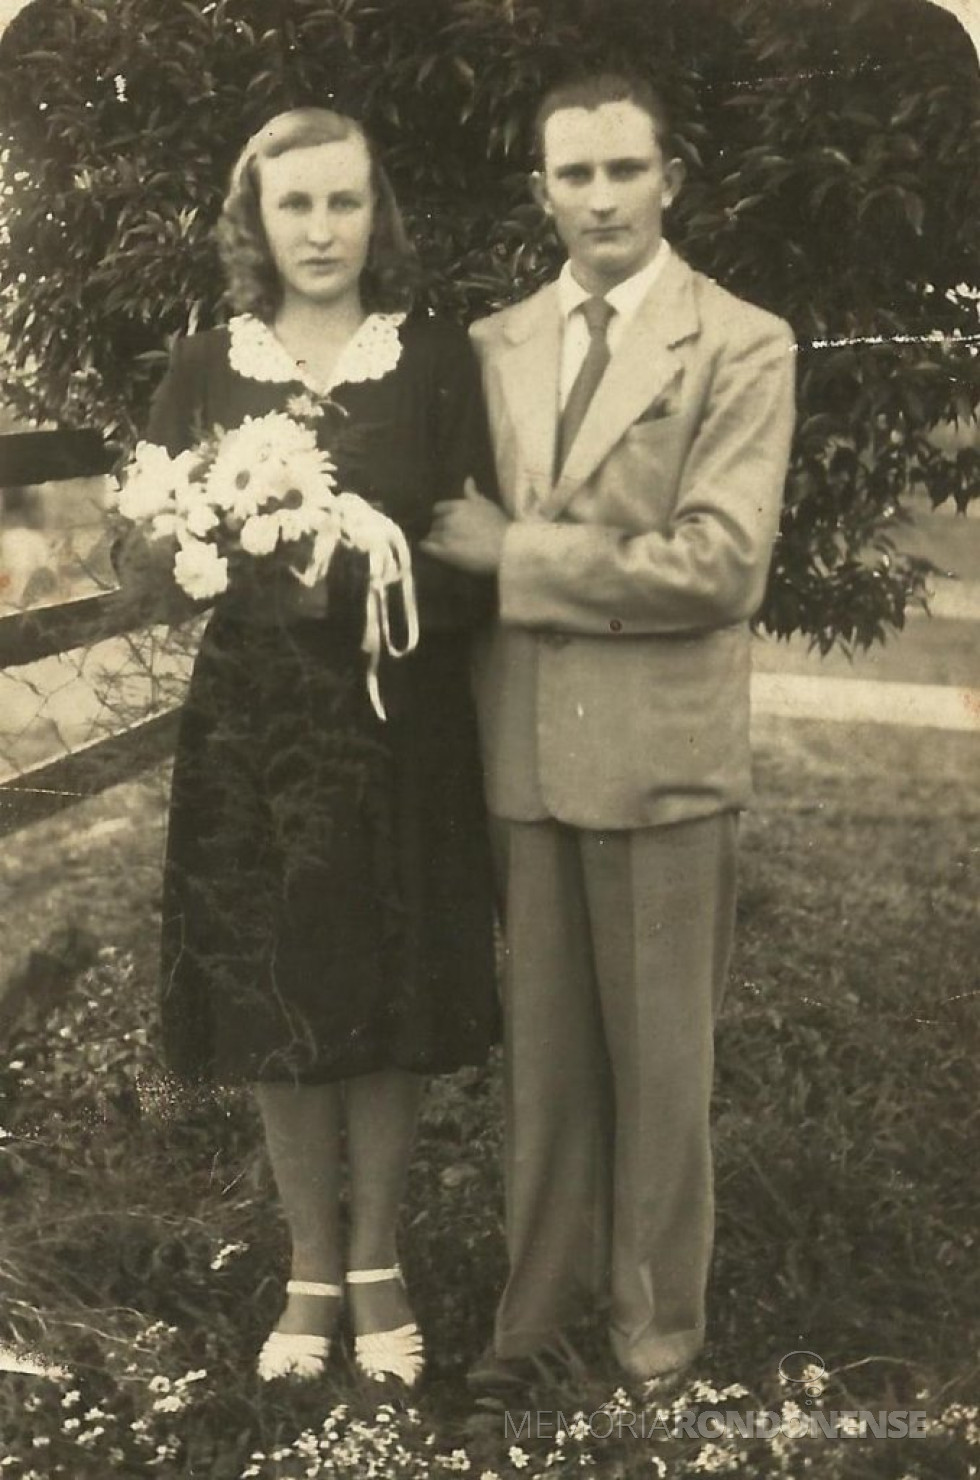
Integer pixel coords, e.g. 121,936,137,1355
557,240,672,408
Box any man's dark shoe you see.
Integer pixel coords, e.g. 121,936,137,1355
466,1333,588,1398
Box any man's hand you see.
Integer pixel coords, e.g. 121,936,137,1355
420,478,510,574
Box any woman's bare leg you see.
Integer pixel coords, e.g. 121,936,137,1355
345,1068,425,1334
254,1081,345,1337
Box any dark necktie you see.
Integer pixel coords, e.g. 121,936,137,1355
555,296,615,476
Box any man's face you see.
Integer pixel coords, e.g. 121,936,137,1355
536,100,683,292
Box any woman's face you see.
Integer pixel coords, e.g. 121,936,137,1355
257,135,375,311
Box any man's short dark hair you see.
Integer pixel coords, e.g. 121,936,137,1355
533,72,673,165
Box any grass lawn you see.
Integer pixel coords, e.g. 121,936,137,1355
751,608,980,688
0,719,978,1478
753,492,980,689
893,492,980,584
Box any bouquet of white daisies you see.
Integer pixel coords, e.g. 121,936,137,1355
110,408,418,720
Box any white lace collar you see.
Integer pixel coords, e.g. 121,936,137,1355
227,311,405,395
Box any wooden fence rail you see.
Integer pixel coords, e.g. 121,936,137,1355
0,589,159,668
0,428,115,485
0,428,177,840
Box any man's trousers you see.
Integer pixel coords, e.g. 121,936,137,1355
492,811,737,1378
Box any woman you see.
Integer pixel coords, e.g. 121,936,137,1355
142,109,499,1387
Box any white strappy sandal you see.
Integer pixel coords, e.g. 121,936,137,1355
256,1279,343,1381
346,1265,425,1389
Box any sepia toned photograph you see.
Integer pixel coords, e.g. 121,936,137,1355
0,1,977,1476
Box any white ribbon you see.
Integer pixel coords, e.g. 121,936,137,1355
297,493,420,721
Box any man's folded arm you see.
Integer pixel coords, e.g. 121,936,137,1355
499,323,796,636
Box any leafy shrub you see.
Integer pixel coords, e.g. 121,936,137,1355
0,0,978,649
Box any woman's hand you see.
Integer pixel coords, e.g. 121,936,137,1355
420,478,510,575
111,524,177,596
111,525,214,622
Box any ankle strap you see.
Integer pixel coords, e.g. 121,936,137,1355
286,1279,343,1298
346,1265,402,1285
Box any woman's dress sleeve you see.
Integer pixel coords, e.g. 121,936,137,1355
412,321,499,632
145,337,205,456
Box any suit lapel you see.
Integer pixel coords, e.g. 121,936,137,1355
497,284,562,502
544,253,701,518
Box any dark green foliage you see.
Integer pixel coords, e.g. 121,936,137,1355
1,0,978,647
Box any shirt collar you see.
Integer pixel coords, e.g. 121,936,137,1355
558,240,672,325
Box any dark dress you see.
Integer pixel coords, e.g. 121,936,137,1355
146,310,500,1084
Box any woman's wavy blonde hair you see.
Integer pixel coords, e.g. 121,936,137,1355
217,108,418,321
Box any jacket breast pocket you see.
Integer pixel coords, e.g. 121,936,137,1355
634,398,678,426
623,416,679,451
633,367,684,425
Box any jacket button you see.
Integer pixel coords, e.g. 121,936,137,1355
610,619,623,633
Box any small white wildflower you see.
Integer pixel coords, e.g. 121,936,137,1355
152,1394,185,1413
509,1447,530,1470
148,1375,171,1393
8,1060,25,1070
63,1417,81,1432
210,1240,248,1271
444,1450,471,1473
77,1427,107,1446
84,1407,107,1421
838,1413,867,1438
32,1436,50,1448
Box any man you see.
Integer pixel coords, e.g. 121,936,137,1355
422,71,796,1389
